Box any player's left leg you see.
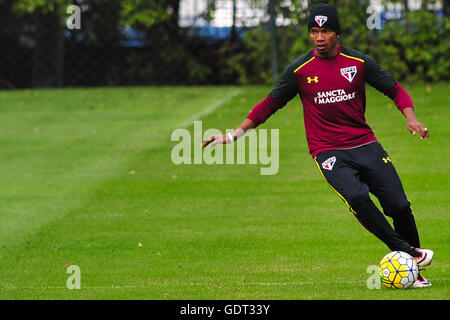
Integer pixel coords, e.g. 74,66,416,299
357,142,419,246
358,142,433,266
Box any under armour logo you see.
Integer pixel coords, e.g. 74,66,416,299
307,76,318,83
382,157,391,163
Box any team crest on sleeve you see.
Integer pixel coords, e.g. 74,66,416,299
322,156,336,171
340,66,357,82
315,15,328,27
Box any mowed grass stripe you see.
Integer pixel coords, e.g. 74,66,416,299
0,84,448,300
0,86,250,299
0,86,240,248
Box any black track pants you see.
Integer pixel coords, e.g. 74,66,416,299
314,141,420,252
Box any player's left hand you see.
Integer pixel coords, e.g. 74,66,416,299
406,119,429,141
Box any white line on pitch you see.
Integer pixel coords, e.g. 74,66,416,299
176,89,241,129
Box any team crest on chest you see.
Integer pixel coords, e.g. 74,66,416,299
315,15,328,27
340,66,357,82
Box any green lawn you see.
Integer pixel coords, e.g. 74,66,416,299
0,83,448,299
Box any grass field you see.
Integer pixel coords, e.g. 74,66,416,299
0,83,448,300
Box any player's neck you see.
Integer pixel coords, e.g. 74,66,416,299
315,45,340,59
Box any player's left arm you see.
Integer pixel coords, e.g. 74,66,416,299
364,55,429,141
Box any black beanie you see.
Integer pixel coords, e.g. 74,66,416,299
308,3,341,35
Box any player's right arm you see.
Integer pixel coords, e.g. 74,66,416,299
201,62,300,149
201,118,255,149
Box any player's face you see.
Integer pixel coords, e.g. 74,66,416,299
309,27,338,57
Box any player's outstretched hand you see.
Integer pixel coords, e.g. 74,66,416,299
201,134,232,149
406,119,430,141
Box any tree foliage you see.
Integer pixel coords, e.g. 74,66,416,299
229,0,448,84
3,0,448,86
376,9,450,81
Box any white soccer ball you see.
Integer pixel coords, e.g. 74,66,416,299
379,251,419,289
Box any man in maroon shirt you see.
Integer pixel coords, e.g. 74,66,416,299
202,3,433,287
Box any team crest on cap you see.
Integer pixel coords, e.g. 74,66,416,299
315,15,328,27
322,156,336,171
340,66,357,82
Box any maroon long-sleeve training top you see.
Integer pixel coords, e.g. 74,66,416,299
246,46,413,157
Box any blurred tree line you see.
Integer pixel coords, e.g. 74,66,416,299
234,0,449,84
0,0,448,88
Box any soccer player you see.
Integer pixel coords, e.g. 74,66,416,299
201,3,434,287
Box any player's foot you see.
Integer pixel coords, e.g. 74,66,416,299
413,248,434,267
412,273,432,288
